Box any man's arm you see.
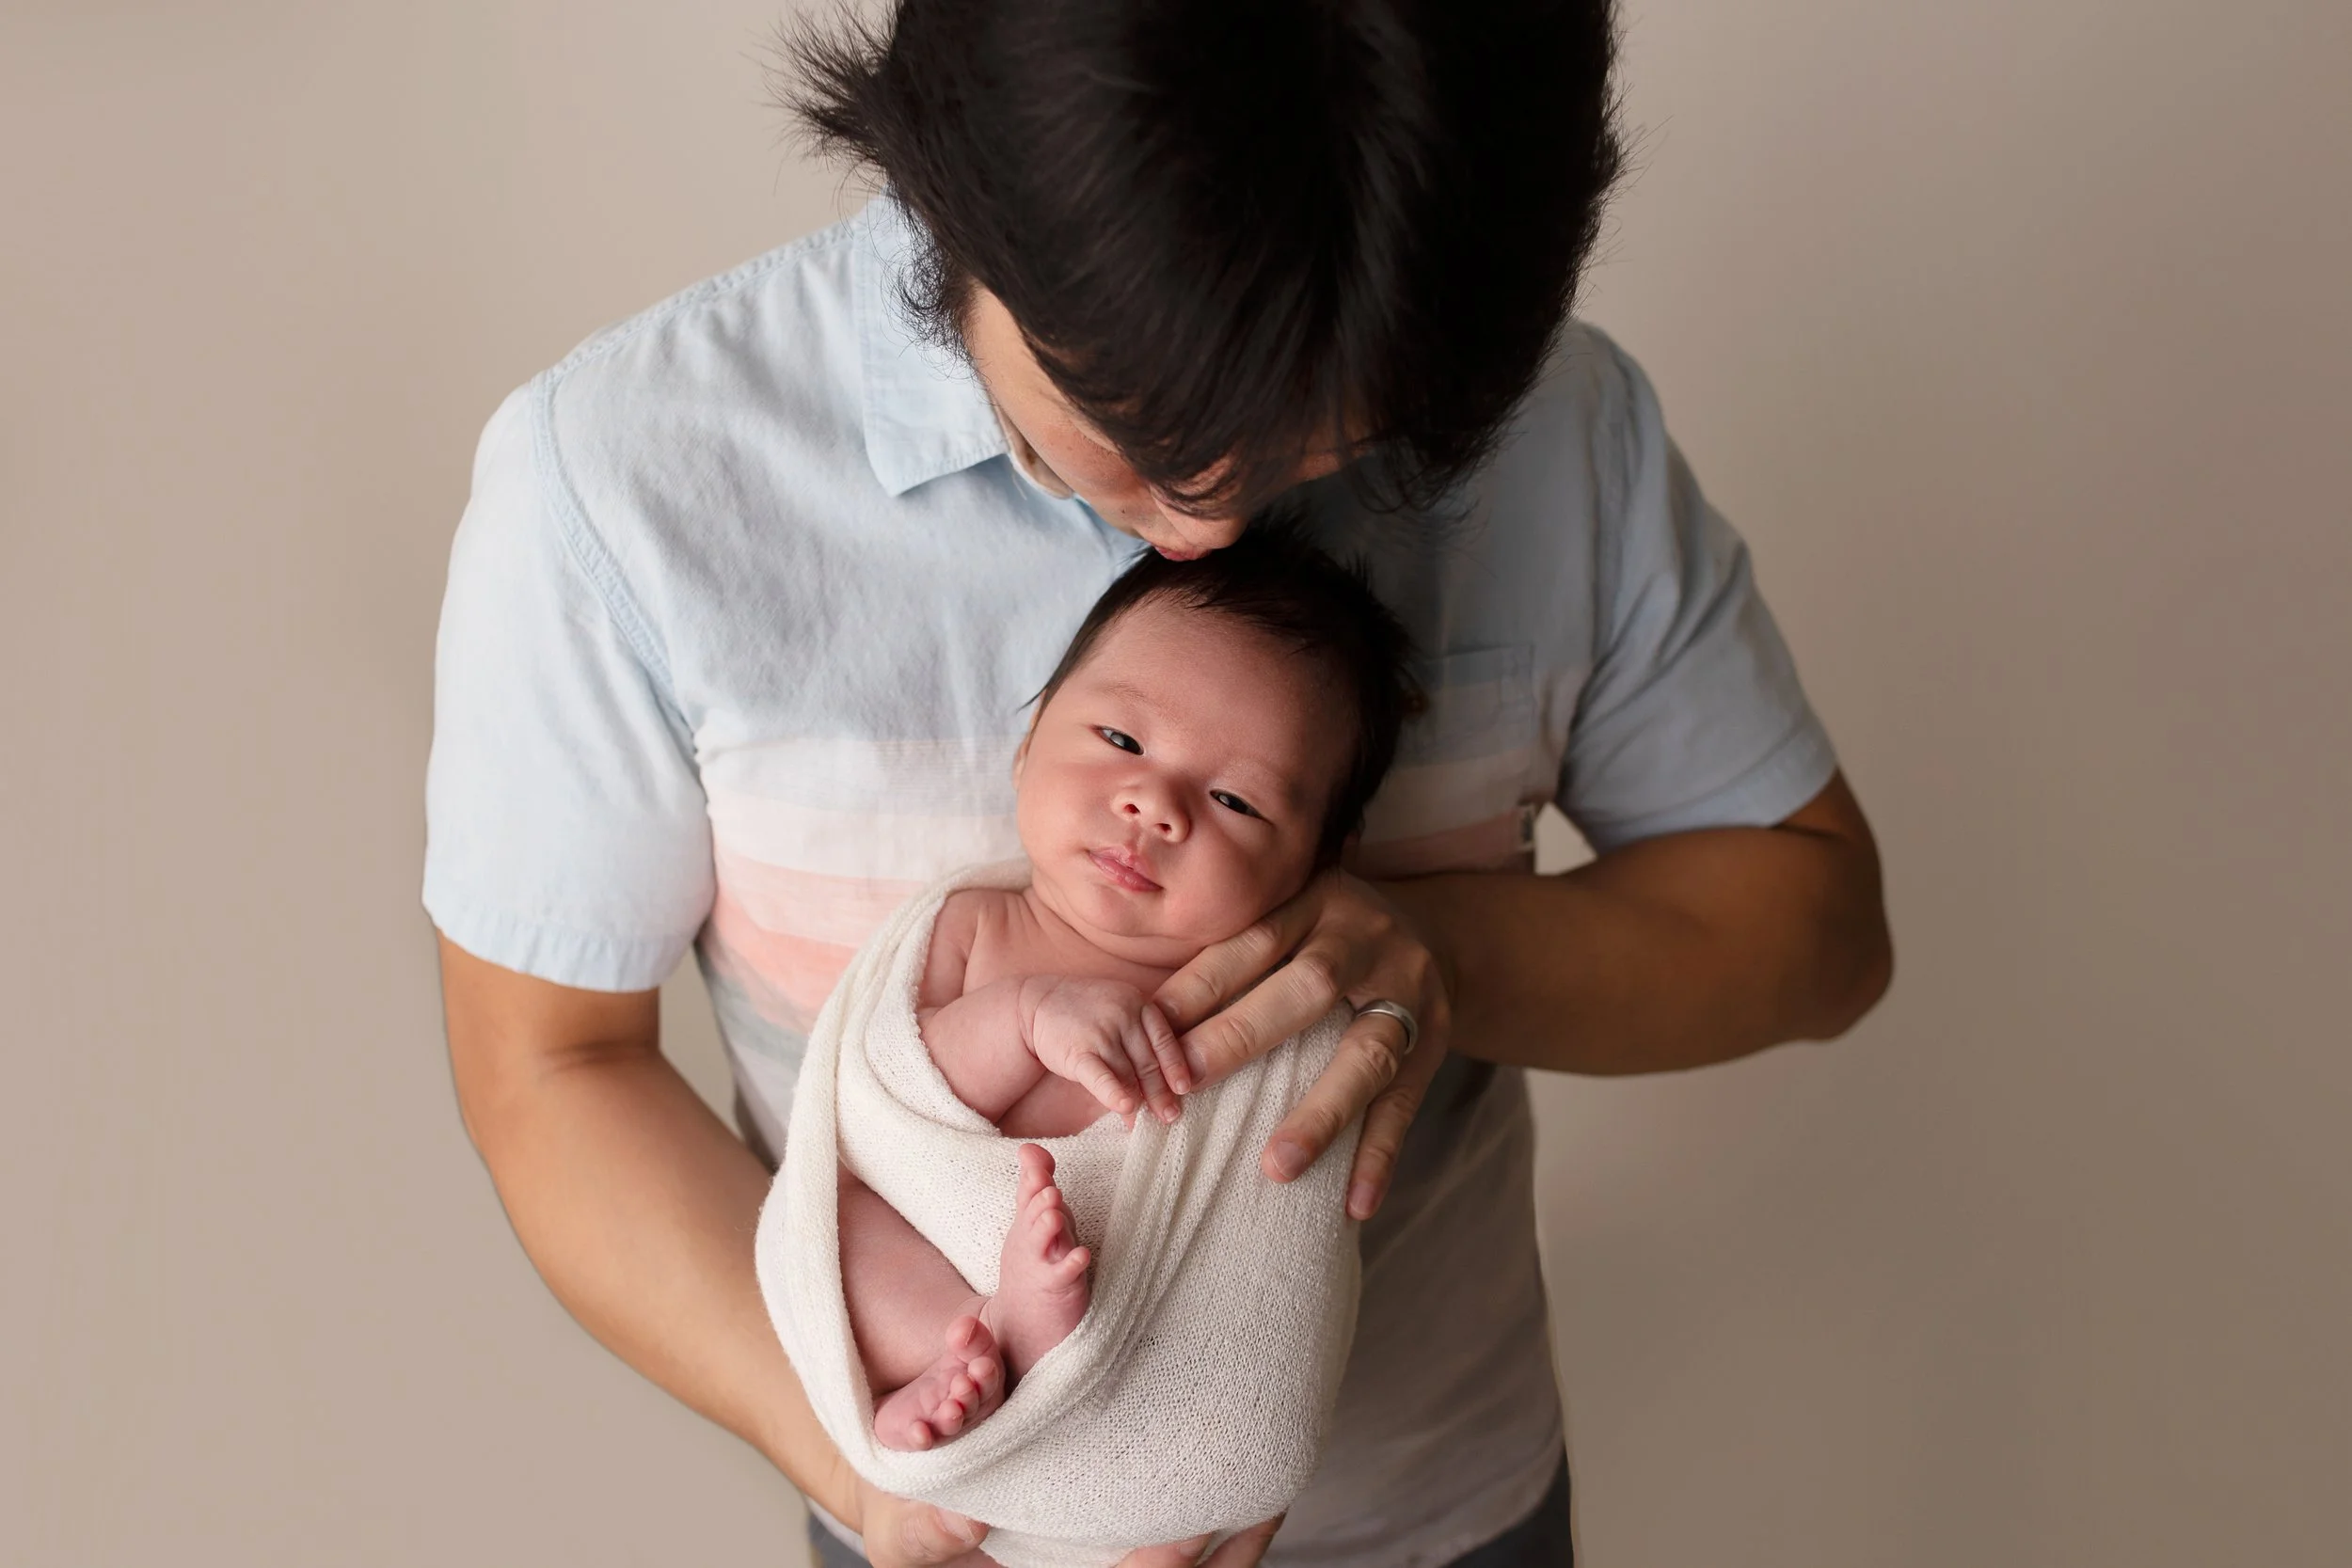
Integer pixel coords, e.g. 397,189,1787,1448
439,937,1284,1568
1158,773,1891,1213
437,937,865,1513
1387,771,1892,1075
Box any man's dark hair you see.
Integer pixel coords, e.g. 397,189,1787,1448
1033,522,1420,869
783,0,1622,516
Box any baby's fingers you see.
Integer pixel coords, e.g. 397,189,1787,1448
1118,1020,1179,1126
1134,1004,1186,1121
1143,1002,1191,1094
1073,1051,1140,1117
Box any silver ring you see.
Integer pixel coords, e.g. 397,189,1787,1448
1354,998,1419,1058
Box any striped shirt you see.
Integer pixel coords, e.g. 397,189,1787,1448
424,197,1836,1566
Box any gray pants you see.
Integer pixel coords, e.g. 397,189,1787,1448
806,1458,1575,1568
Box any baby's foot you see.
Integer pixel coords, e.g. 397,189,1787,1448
872,1315,1005,1451
985,1144,1092,1376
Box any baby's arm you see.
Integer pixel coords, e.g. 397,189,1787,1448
915,893,1057,1120
918,901,1185,1123
919,978,1056,1121
1018,977,1185,1123
921,975,1182,1123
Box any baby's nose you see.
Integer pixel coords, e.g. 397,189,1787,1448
1120,797,1185,837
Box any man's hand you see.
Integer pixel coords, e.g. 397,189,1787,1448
1021,975,1187,1125
1148,775,1894,1222
1121,1516,1286,1568
1153,870,1448,1221
855,1479,1281,1568
852,1481,992,1568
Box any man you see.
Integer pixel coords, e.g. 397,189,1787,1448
427,3,1892,1564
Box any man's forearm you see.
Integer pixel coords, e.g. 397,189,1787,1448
450,997,859,1522
1385,779,1892,1075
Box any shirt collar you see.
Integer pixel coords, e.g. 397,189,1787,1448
859,198,1080,499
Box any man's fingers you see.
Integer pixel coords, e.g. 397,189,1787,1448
1114,1536,1212,1568
1261,1011,1409,1183
1179,936,1361,1088
870,1495,988,1567
1346,1049,1438,1219
1152,895,1320,1034
1202,1514,1284,1567
1110,1514,1279,1568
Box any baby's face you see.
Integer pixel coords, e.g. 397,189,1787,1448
1017,594,1347,968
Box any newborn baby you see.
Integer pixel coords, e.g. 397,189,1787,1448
837,528,1416,1451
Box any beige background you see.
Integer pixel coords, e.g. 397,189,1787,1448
5,2,2347,1563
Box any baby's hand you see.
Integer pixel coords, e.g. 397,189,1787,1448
1018,977,1186,1126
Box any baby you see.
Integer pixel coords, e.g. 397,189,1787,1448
837,526,1416,1451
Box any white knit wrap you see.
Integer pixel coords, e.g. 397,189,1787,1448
755,861,1362,1568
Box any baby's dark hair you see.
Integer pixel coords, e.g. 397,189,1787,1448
1035,522,1420,869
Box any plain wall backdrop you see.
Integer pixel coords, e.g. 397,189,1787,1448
4,2,2346,1564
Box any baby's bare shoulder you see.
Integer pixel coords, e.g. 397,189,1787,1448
934,886,1025,947
920,887,1028,1005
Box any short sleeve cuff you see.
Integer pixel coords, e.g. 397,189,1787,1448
424,869,695,993
1568,717,1839,856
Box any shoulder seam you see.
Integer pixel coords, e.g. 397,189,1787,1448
527,371,677,699
515,208,875,715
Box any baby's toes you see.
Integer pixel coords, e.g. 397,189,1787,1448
1014,1143,1055,1203
1048,1243,1091,1286
946,1313,995,1361
930,1385,973,1436
1025,1180,1067,1228
1027,1196,1073,1258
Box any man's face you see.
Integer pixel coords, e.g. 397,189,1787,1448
961,288,1353,559
1015,594,1346,969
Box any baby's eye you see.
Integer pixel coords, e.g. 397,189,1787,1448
1209,789,1262,819
1097,727,1141,754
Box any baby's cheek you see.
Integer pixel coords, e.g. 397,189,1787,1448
1208,852,1288,937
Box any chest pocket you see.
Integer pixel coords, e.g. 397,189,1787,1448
1351,644,1544,879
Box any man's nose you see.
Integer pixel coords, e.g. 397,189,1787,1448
1150,496,1248,555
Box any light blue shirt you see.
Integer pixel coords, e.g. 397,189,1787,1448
424,197,1836,1564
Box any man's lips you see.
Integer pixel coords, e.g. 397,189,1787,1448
1088,847,1163,893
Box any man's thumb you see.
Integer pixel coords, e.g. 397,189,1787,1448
889,1502,987,1564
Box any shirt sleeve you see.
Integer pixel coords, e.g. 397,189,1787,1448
1558,337,1840,853
421,381,713,991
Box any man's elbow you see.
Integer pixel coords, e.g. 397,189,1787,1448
1803,910,1895,1041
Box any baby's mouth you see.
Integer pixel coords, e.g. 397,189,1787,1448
1087,846,1163,893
